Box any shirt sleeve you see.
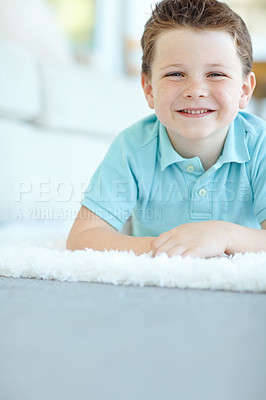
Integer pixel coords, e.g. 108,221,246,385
250,126,266,224
81,132,139,231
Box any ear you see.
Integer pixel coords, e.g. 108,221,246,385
239,71,256,109
141,73,155,109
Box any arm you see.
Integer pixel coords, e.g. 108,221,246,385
67,206,153,255
151,220,266,258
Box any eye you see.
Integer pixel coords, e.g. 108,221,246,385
207,72,226,78
165,72,184,77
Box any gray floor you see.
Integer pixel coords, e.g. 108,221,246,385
0,277,265,400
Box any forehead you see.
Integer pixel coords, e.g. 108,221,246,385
152,28,240,69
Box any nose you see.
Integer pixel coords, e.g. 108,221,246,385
182,78,208,99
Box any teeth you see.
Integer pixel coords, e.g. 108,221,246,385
182,109,209,114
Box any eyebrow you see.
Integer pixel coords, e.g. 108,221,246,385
160,64,184,70
160,63,231,70
205,63,231,68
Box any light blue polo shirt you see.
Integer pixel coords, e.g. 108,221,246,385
81,111,266,236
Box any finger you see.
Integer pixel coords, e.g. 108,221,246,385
165,245,188,258
180,247,213,259
154,240,186,257
179,249,200,258
152,232,171,251
153,239,175,256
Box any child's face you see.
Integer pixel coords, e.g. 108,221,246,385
142,28,255,142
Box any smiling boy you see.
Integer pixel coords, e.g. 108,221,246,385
67,0,266,258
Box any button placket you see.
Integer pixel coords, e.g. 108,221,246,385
190,181,212,219
198,188,207,197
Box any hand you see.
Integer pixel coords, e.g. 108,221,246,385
151,221,230,258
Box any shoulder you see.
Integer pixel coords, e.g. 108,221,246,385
237,111,266,155
117,113,159,152
237,111,266,139
100,114,159,174
236,112,266,177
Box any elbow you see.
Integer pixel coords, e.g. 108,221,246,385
66,234,76,251
66,230,95,251
66,232,85,251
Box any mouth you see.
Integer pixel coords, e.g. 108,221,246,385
177,108,215,117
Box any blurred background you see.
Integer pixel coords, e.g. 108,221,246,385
0,0,265,240
1,0,265,76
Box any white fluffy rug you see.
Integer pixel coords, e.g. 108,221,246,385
1,231,266,292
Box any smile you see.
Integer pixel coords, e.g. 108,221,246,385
179,109,213,114
177,109,215,117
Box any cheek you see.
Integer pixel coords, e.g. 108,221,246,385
214,84,241,111
154,84,179,107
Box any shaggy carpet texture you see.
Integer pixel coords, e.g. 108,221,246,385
0,235,266,293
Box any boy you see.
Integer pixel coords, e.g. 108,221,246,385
67,0,266,258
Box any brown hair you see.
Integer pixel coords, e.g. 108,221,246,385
141,0,253,76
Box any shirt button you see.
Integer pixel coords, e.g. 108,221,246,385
186,165,195,173
198,188,207,197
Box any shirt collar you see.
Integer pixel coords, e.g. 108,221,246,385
219,113,250,165
159,113,250,171
159,123,184,171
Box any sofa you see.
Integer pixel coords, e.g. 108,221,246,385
0,40,151,239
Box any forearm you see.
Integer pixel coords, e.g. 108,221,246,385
225,222,266,255
67,227,153,255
